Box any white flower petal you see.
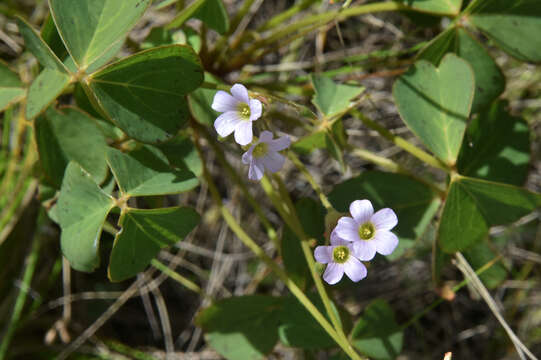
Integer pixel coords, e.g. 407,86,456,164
335,217,360,242
259,130,273,143
242,147,254,165
231,83,250,103
268,135,291,152
374,231,399,256
248,159,264,181
344,257,367,282
214,111,241,137
211,90,239,112
371,208,398,231
249,99,262,121
323,263,344,285
234,121,253,145
261,151,285,173
349,200,374,224
353,240,377,261
314,246,333,264
330,229,350,246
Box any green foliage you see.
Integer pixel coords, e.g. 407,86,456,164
311,75,364,117
396,0,462,15
56,162,115,272
328,171,441,259
438,177,541,252
49,0,151,70
282,198,325,289
469,0,541,62
457,101,531,185
35,107,109,187
89,45,203,143
108,207,200,281
351,300,403,360
193,0,229,35
417,27,505,113
26,68,71,119
393,54,474,165
0,62,25,112
106,146,198,197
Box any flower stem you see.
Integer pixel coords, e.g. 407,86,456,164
150,259,206,298
193,135,365,360
260,175,349,343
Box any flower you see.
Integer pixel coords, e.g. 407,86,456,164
211,83,262,146
314,230,367,285
241,130,290,181
334,199,398,261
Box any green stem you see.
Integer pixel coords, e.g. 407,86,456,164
195,124,279,248
0,215,41,359
287,151,333,211
165,0,206,29
257,0,318,32
351,109,450,173
194,137,364,360
150,259,206,298
260,176,349,342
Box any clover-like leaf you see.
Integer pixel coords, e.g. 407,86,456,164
469,0,541,63
26,68,71,119
438,176,541,253
457,101,530,185
417,26,505,113
49,0,151,70
89,45,204,143
35,107,109,187
106,146,198,197
56,162,115,272
311,75,364,117
393,54,474,164
351,299,403,360
108,207,200,281
193,0,229,35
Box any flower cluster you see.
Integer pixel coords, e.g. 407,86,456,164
315,199,398,284
212,84,290,180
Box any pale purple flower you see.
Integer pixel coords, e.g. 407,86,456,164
241,130,290,181
334,199,398,261
314,230,367,285
211,83,262,146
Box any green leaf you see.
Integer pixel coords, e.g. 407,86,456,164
292,131,326,155
438,176,541,252
0,61,25,112
196,295,282,360
470,0,541,63
40,14,68,61
49,0,151,70
26,68,71,119
463,240,507,289
16,16,69,73
395,0,462,15
277,295,336,349
188,72,221,126
106,146,198,197
282,198,325,289
108,207,200,281
328,171,441,259
193,0,229,35
35,107,109,188
351,299,403,360
56,162,115,272
311,75,364,116
457,101,530,185
89,45,203,143
393,53,474,164
156,134,203,177
417,27,505,113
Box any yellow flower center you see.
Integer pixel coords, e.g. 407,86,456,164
358,222,375,240
238,103,251,120
252,142,268,158
332,245,349,264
